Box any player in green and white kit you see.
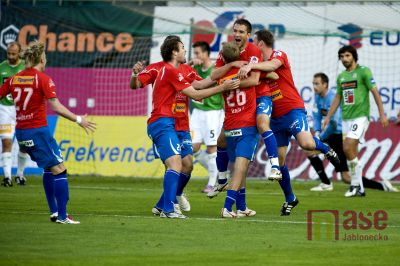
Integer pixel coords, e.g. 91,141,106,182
0,42,30,187
324,45,389,197
189,42,224,193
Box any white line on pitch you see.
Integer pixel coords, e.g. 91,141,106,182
2,211,400,228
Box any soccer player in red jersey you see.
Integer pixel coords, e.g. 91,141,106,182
217,42,259,218
131,36,239,218
238,29,340,215
207,18,281,199
131,50,209,215
0,41,96,224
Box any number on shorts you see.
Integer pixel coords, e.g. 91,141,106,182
226,89,246,107
351,124,358,131
210,130,215,138
14,87,33,111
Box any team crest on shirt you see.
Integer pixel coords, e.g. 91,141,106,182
273,51,282,57
13,76,34,85
249,56,259,64
178,73,184,82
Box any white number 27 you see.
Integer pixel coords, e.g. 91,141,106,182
14,87,33,111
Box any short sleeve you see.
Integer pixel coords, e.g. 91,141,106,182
138,65,159,87
271,50,286,67
183,65,202,83
42,76,57,99
362,67,376,91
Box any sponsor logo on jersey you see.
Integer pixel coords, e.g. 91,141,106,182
271,89,283,101
341,81,358,90
172,103,186,113
13,76,34,85
224,129,243,137
218,73,238,85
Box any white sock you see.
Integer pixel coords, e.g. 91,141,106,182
207,152,218,186
2,152,12,179
348,158,364,192
270,157,279,169
194,150,208,170
17,151,29,177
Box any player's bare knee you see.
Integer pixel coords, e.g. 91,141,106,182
1,138,12,152
51,163,66,175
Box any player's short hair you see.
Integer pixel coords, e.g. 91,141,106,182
233,18,252,34
7,41,21,52
254,30,274,48
160,35,182,62
192,41,210,56
314,72,329,85
221,42,240,63
21,41,45,67
338,45,358,62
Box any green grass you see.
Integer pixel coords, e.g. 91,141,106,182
0,176,399,266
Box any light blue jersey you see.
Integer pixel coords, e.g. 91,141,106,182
313,88,342,141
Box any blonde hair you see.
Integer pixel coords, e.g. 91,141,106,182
21,41,45,68
221,42,240,63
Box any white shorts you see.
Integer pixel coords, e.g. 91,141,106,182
190,108,224,146
0,104,16,139
342,116,369,143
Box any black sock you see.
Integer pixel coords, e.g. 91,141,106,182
308,155,330,185
362,176,384,190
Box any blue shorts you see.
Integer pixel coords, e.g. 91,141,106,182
148,118,181,162
16,126,63,169
177,131,193,159
256,96,272,117
225,126,259,162
270,109,309,147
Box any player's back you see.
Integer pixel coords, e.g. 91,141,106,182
267,50,304,118
6,68,56,129
219,68,256,130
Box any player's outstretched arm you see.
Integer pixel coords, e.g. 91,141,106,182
130,61,145,90
182,79,240,101
239,71,260,88
370,87,389,127
48,98,97,134
322,94,341,130
192,77,216,90
238,59,282,79
266,71,279,80
210,61,247,81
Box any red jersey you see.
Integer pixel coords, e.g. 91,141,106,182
256,71,272,97
0,68,57,129
266,50,304,118
145,62,192,125
138,62,201,130
218,68,256,130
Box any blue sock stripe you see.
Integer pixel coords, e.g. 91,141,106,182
263,133,274,139
54,178,68,181
226,196,236,201
166,169,180,176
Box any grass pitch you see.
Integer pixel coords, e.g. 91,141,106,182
0,176,399,266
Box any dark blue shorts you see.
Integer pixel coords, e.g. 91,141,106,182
225,126,259,162
148,118,182,162
16,126,63,169
270,109,310,147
